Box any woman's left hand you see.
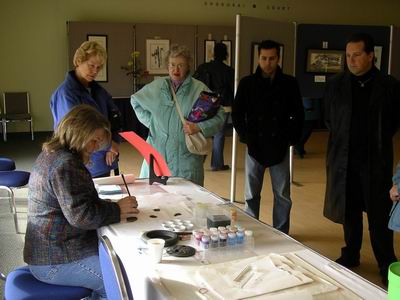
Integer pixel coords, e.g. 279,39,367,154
106,141,119,166
183,121,200,135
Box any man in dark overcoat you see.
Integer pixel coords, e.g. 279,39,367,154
193,42,234,171
324,32,400,284
232,40,304,234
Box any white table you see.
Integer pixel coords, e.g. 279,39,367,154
98,178,387,300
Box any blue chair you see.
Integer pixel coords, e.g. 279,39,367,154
0,157,15,171
99,235,133,300
0,170,30,233
4,266,92,300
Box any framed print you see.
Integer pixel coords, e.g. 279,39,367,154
204,40,215,63
221,40,232,66
251,43,283,73
87,34,108,82
374,46,383,70
306,49,345,73
146,39,169,74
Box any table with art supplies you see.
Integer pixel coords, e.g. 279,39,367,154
96,176,387,300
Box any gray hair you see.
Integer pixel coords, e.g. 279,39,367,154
164,44,192,69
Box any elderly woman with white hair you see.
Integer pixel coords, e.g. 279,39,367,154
131,44,225,186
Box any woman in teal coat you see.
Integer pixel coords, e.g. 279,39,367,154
131,45,225,186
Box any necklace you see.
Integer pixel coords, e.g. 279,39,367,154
358,77,373,87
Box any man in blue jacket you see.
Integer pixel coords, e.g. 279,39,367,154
232,40,304,234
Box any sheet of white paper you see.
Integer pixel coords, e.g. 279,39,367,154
96,184,122,195
196,254,313,299
93,174,135,185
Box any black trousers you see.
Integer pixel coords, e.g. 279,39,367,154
343,165,397,274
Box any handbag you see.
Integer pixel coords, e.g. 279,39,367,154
169,83,208,155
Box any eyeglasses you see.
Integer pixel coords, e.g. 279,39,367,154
168,63,188,70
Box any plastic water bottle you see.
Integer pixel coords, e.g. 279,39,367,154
244,230,254,250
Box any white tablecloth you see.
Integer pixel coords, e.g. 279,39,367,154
98,178,387,300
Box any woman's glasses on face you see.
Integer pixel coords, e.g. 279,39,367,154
168,63,187,70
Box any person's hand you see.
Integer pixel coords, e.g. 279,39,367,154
183,121,200,135
117,196,139,219
106,141,119,166
389,185,400,201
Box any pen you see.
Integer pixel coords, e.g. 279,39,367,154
121,173,131,197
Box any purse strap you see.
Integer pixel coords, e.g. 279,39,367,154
169,82,186,126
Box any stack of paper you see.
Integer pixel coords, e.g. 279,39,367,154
196,254,313,299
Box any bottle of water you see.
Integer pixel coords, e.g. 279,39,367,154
244,230,254,250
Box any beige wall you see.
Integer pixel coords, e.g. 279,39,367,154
1,0,400,131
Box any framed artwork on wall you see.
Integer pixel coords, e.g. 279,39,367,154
146,39,169,74
374,46,383,70
251,43,283,73
306,49,345,73
87,34,108,82
221,40,232,66
204,40,215,63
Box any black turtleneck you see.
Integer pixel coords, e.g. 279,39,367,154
348,67,376,167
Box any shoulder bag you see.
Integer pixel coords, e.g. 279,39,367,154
169,83,208,155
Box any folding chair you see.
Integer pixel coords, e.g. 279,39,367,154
3,266,92,300
0,170,30,234
99,235,133,300
2,92,34,141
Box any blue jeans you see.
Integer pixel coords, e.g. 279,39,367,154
244,148,292,234
211,112,230,169
29,255,107,300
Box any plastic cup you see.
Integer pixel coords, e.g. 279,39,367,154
147,238,165,264
388,262,400,300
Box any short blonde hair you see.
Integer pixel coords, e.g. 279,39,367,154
164,44,192,70
73,41,107,67
43,105,111,161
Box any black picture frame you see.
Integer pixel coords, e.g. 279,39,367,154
221,40,232,66
306,49,345,73
87,34,108,82
204,40,216,63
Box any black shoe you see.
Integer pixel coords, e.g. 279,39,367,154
211,165,230,171
335,256,360,268
381,275,388,288
380,267,389,288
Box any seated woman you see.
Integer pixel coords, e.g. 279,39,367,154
131,44,225,186
23,105,139,299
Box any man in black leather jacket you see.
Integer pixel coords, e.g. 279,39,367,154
324,33,399,284
232,40,304,234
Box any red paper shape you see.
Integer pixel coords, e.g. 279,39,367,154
119,131,171,177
